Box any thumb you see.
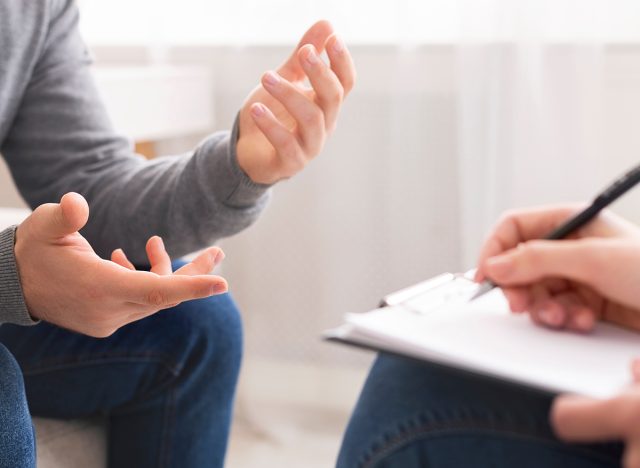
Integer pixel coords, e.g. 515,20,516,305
483,239,604,287
31,192,89,239
551,393,626,441
277,20,334,81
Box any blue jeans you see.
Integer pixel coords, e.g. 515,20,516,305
0,262,243,468
0,343,35,468
337,354,624,468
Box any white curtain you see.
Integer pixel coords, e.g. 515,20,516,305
457,45,608,265
454,1,640,266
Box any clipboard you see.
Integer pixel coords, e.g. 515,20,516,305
324,273,640,399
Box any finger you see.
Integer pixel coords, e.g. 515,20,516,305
602,302,640,332
552,393,631,441
146,236,172,275
554,292,597,332
475,205,586,279
278,20,334,81
527,283,568,329
502,287,531,313
30,192,90,240
122,271,228,307
174,247,225,276
483,238,608,288
325,34,356,96
298,44,344,132
111,248,135,270
502,277,570,314
250,102,305,175
260,70,325,153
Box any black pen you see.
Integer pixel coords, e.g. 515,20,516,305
469,162,640,302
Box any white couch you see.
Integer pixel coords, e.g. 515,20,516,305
0,208,107,468
34,418,106,467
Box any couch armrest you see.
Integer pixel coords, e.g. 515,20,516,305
0,208,30,230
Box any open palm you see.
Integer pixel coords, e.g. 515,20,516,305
15,193,227,337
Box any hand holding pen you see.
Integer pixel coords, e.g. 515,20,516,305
471,164,640,332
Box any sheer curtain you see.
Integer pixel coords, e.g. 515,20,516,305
454,0,640,266
456,1,610,265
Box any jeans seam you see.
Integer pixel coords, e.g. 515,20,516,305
158,387,176,468
361,419,620,468
21,354,183,378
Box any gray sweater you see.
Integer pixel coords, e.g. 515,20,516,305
0,0,271,325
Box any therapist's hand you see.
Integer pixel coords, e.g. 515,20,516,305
15,192,228,338
236,20,356,185
474,205,640,332
552,359,640,468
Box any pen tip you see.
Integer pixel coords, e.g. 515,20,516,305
469,282,495,302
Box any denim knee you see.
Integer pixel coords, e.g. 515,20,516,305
0,343,25,401
172,293,244,384
0,343,35,468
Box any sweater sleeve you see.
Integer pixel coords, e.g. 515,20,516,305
0,227,38,326
0,0,271,264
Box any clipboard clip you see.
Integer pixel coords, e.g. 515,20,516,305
380,272,479,315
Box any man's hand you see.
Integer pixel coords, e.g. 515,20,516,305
474,205,640,332
236,20,356,184
15,192,228,338
552,359,640,468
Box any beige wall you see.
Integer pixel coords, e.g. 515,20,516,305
0,158,27,209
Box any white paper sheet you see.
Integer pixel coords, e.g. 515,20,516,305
328,283,640,398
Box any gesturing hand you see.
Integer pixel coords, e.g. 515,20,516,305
475,205,640,333
553,359,640,468
236,20,356,184
15,192,228,338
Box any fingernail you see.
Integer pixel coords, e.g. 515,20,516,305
540,309,561,326
263,71,280,87
213,250,225,266
575,312,594,331
333,36,345,53
305,47,319,66
213,282,227,294
485,256,513,278
156,236,164,249
251,103,266,117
